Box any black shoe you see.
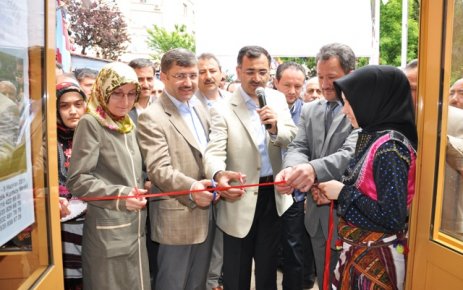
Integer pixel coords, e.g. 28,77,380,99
303,280,315,289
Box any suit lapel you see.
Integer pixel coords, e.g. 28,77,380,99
230,91,260,150
313,101,327,158
160,94,203,153
193,104,210,141
322,106,346,155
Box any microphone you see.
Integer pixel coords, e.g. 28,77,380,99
255,87,267,108
255,87,271,129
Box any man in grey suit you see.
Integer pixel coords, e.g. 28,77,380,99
137,48,216,290
275,43,359,289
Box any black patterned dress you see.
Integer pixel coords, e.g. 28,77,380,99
333,130,416,290
58,124,84,290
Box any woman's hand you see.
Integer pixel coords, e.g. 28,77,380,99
317,180,344,200
59,197,71,218
310,186,331,205
126,188,147,211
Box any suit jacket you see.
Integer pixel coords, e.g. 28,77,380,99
204,88,297,238
128,107,138,125
283,99,358,247
137,93,211,245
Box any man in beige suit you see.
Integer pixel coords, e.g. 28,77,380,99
137,48,216,290
204,46,297,290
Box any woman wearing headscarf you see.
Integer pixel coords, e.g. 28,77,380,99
67,62,150,290
56,80,87,290
317,65,418,290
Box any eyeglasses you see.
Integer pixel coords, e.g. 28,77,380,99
111,90,137,100
170,73,198,81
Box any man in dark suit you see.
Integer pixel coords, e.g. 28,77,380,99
273,62,316,290
275,43,359,289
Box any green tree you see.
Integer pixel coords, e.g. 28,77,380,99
66,0,130,60
146,24,196,60
277,56,369,77
277,57,316,77
380,0,419,66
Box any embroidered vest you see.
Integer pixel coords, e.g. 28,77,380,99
353,130,417,207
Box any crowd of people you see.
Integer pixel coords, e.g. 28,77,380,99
55,42,422,290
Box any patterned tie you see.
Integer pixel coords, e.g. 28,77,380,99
325,101,338,133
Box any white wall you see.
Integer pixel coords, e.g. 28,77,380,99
196,0,373,72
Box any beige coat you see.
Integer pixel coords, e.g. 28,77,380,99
67,114,150,290
137,93,211,245
204,88,297,238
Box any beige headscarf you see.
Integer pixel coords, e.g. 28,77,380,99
86,62,140,134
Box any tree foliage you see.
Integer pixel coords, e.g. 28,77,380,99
380,0,419,66
146,24,196,60
66,0,130,60
278,56,370,78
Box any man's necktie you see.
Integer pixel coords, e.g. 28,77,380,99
325,102,338,133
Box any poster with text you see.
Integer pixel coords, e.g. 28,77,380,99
0,8,35,246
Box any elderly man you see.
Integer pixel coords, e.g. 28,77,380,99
303,76,323,103
137,48,215,290
152,78,165,100
449,78,463,109
204,45,297,290
275,43,359,289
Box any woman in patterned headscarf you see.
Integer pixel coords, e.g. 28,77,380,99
67,62,150,290
317,65,417,290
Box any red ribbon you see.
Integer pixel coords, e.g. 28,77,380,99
323,200,334,290
76,180,285,201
